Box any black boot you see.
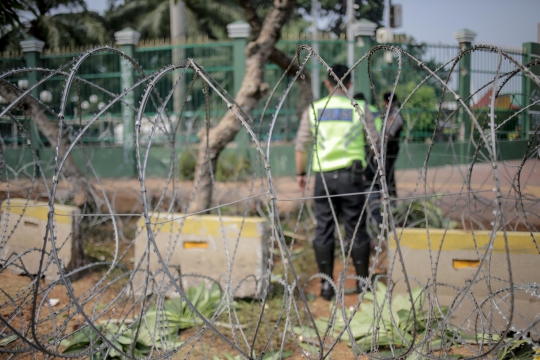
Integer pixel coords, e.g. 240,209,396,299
314,245,335,301
351,244,371,293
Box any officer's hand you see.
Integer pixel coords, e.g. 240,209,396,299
297,175,307,192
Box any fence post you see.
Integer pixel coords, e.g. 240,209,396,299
521,42,540,140
227,21,251,151
115,28,140,176
454,29,476,142
227,21,251,97
20,37,45,151
353,19,377,104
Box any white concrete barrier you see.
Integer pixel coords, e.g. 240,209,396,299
133,212,268,298
0,199,80,283
389,228,540,336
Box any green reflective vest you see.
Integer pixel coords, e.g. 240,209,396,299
369,105,383,133
308,96,367,172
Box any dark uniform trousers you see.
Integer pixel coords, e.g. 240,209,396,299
363,148,382,224
385,141,400,199
312,166,371,278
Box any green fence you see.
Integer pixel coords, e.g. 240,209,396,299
0,37,529,148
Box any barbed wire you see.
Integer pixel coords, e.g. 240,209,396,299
0,43,539,359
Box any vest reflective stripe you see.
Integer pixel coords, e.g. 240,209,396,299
309,96,366,172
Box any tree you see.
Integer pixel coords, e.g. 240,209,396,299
106,0,385,41
0,0,110,52
238,0,384,37
106,0,243,40
396,81,438,137
0,0,25,27
191,0,307,212
298,0,384,36
369,37,449,139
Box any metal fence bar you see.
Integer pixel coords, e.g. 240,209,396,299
0,39,530,146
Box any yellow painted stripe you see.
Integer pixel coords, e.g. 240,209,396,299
453,259,481,269
138,213,265,238
1,199,76,225
183,241,209,249
397,182,540,197
390,228,540,254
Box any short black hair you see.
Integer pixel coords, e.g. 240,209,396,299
353,92,365,101
327,64,351,87
383,92,398,104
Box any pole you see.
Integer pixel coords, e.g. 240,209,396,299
20,37,45,153
346,0,354,93
311,0,320,100
353,19,377,105
170,0,186,117
227,21,251,155
387,0,392,28
114,28,141,176
453,29,476,163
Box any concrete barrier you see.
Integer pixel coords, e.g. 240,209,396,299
133,212,268,298
0,198,80,283
389,228,540,336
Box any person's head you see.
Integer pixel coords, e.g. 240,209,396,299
324,64,351,92
353,92,365,101
383,92,398,107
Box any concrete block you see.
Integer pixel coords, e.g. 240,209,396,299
133,213,268,298
389,228,540,336
0,198,80,283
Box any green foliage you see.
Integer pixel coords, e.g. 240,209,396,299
328,283,458,352
396,81,438,135
61,283,222,359
0,0,25,27
106,0,242,40
61,323,160,359
0,0,111,51
473,109,520,141
213,350,292,360
296,0,385,36
392,197,458,229
215,151,252,182
293,283,445,352
178,150,252,182
295,283,536,359
0,334,18,347
497,339,536,359
370,39,453,142
179,150,197,180
84,242,114,263
154,282,224,330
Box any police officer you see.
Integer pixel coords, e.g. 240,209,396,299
382,92,404,200
295,65,381,300
354,92,383,226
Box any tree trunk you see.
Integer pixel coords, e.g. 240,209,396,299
191,0,309,213
66,210,89,281
0,79,89,278
241,0,313,118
